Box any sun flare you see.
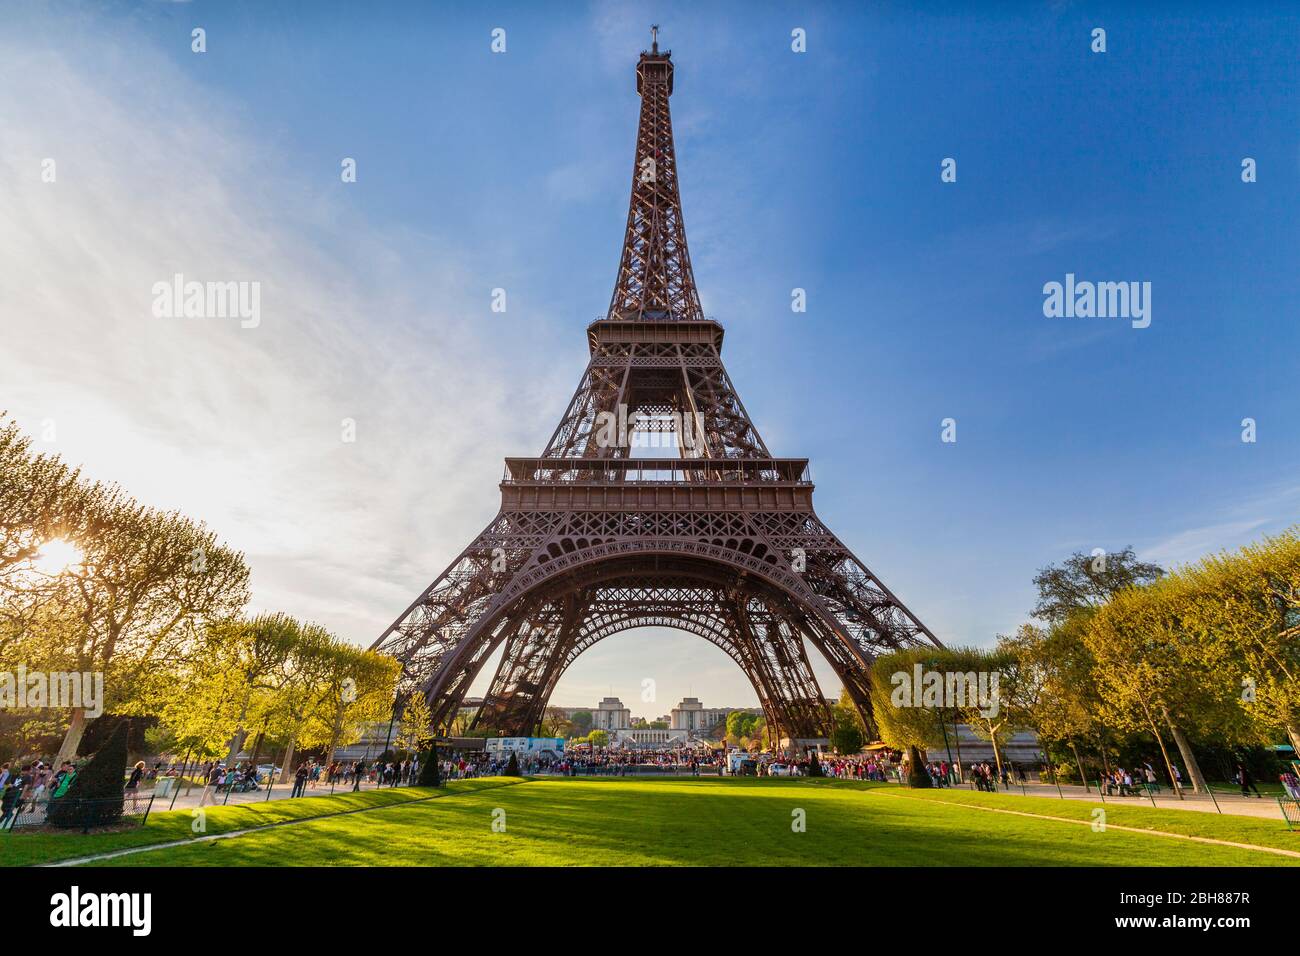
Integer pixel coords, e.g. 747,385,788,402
31,538,85,577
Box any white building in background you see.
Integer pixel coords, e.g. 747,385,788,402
670,697,735,733
592,697,632,731
615,727,691,747
928,725,1042,768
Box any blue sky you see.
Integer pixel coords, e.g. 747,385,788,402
3,1,1297,715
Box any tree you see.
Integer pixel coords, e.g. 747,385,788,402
47,719,128,829
726,710,761,744
320,649,399,763
869,647,949,760
998,619,1105,786
503,751,521,776
830,687,866,754
872,645,1031,783
0,418,250,764
1174,529,1300,752
570,710,593,735
587,729,610,748
212,614,300,765
947,646,1031,779
0,414,98,580
265,624,343,783
396,694,436,756
539,706,574,739
1031,546,1163,625
44,493,249,764
417,741,441,787
1083,578,1236,793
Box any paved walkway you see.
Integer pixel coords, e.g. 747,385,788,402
143,777,419,814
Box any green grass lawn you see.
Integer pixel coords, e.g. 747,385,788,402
866,783,1300,854
0,779,520,867
26,776,1293,868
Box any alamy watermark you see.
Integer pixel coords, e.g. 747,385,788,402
0,666,104,717
890,664,1001,718
592,403,705,451
152,273,261,328
1042,273,1151,329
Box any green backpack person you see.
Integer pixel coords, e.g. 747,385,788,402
52,768,77,799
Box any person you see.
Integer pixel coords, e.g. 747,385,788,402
352,760,364,792
1280,770,1300,799
51,761,77,799
125,760,145,811
292,762,309,798
0,769,26,829
1237,764,1261,798
198,763,222,808
28,762,49,805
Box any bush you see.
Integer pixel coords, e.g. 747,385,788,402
905,745,932,789
503,751,521,777
417,744,441,787
807,752,824,777
48,720,129,829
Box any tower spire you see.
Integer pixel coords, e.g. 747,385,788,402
605,28,704,322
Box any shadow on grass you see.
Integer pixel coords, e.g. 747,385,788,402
91,777,1296,868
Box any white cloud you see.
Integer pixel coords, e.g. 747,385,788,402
1144,483,1300,570
0,23,536,647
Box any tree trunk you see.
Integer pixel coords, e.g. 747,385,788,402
1162,706,1207,794
327,700,345,764
54,706,88,766
247,728,265,770
224,728,248,768
278,735,298,789
952,715,963,782
985,722,1004,778
1285,721,1300,756
1069,740,1088,790
224,693,251,767
1149,721,1183,799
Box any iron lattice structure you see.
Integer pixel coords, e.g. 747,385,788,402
372,34,942,741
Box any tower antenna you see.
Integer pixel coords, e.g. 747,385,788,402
650,24,659,53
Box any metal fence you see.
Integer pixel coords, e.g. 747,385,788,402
1,793,155,833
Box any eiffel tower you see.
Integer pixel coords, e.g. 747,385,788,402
373,28,941,742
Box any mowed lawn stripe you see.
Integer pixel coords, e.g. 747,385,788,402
86,777,1297,867
863,788,1300,860
2,778,522,868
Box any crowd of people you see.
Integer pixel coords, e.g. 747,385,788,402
818,754,899,781
1099,765,1158,796
0,759,79,827
5,741,1296,832
188,756,423,804
964,760,1029,791
0,752,430,826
